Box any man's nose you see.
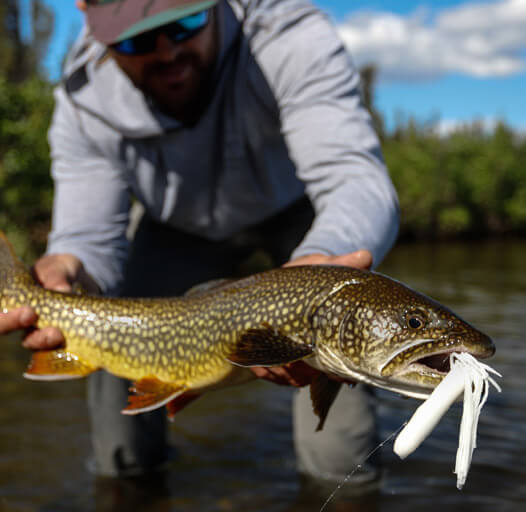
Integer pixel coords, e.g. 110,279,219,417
155,33,182,60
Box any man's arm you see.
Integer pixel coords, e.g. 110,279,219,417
46,84,131,296
241,4,398,386
250,4,399,267
2,79,130,348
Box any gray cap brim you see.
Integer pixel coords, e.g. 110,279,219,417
86,0,218,45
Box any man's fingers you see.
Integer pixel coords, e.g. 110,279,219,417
33,254,100,295
285,250,373,270
331,250,373,270
33,261,72,292
250,366,299,386
250,362,320,387
283,253,327,267
22,327,65,350
0,307,38,335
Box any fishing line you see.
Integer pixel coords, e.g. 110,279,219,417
319,420,408,512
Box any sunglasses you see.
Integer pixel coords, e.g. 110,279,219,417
111,9,211,56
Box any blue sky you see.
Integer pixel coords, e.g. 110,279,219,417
35,0,526,132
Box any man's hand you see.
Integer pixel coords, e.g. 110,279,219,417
1,254,99,350
33,253,100,294
249,249,371,386
284,250,373,270
250,361,320,387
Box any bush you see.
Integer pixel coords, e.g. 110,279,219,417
0,76,54,262
0,75,525,261
384,120,526,239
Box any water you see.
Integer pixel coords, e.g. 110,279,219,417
1,239,525,511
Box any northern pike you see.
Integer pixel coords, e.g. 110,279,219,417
0,232,495,429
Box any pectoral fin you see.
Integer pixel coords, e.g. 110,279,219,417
23,350,97,380
122,377,187,415
310,374,342,432
226,325,314,367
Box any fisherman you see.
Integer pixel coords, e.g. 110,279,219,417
0,0,399,485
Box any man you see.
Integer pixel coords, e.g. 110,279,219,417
1,0,399,483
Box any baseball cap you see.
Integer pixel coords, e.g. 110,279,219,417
85,0,219,45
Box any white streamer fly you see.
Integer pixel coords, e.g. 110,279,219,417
394,352,501,489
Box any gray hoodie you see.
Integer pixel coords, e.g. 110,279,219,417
47,0,399,294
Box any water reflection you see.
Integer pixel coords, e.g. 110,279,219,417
1,240,525,511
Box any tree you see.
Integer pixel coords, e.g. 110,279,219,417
359,65,385,141
0,1,55,260
0,0,54,83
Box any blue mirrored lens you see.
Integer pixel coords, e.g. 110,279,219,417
113,39,138,54
112,9,210,55
177,10,208,31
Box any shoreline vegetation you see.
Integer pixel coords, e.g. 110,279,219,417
0,75,525,263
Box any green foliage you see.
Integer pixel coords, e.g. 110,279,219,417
0,1,55,262
0,77,54,262
0,57,525,262
383,120,526,240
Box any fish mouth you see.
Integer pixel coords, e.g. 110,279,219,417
414,352,453,374
381,333,495,384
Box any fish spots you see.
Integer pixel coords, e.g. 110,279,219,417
4,262,484,395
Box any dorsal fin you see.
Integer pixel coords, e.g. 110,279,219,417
184,278,234,298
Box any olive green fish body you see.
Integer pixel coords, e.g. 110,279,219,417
1,270,239,388
0,232,495,426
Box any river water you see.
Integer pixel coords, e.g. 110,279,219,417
1,239,525,511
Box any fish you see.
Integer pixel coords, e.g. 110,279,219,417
0,231,495,430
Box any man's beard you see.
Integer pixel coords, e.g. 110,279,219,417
140,51,217,125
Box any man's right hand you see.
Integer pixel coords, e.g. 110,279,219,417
0,253,99,350
0,306,64,349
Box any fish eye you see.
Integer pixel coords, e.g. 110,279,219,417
409,317,422,329
406,310,426,329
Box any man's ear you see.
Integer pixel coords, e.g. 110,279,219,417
76,1,87,12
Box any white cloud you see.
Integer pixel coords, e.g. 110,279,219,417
431,117,526,139
337,0,526,82
431,117,499,137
